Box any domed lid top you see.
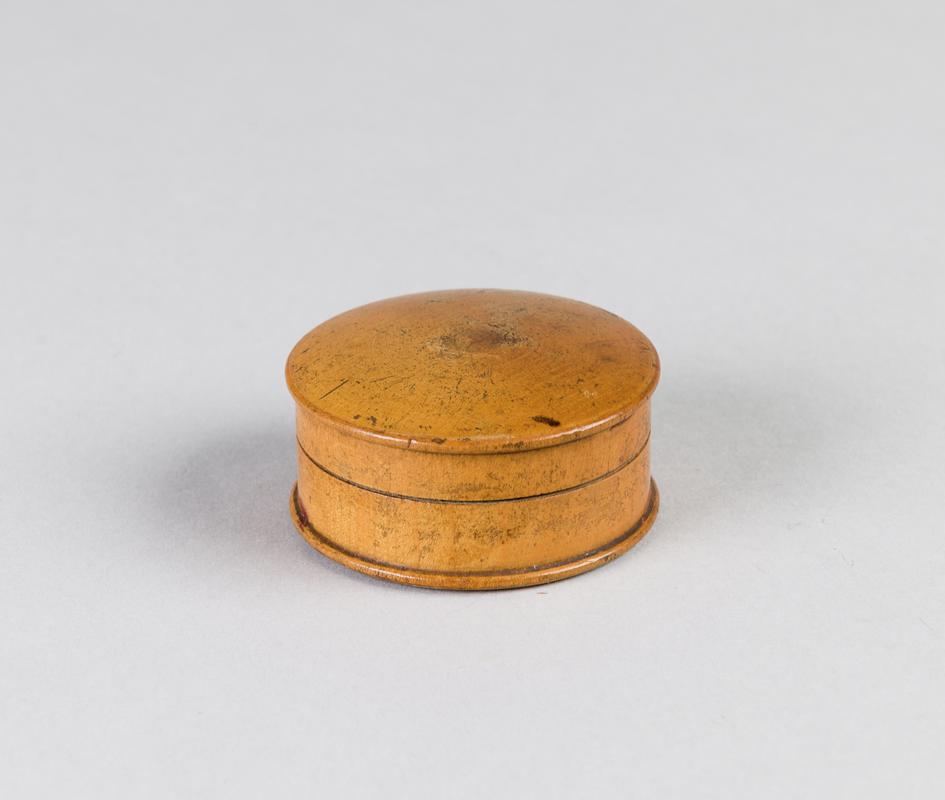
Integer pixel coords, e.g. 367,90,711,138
286,289,659,453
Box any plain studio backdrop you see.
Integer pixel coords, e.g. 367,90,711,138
2,1,943,797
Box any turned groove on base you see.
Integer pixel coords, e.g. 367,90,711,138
289,479,659,591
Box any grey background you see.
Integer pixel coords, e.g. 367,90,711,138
2,1,943,797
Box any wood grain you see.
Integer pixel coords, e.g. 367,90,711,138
286,289,660,589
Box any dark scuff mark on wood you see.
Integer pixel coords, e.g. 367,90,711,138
319,378,349,400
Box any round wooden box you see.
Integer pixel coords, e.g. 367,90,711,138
286,289,660,590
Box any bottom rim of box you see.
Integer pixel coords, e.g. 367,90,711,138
289,480,659,591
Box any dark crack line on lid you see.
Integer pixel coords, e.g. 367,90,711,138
319,378,349,399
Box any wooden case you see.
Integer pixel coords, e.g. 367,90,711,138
286,289,660,590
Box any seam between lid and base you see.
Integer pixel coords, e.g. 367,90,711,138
296,432,650,505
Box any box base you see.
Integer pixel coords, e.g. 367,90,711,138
289,480,659,591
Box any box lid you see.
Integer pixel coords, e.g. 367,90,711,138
286,289,659,455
